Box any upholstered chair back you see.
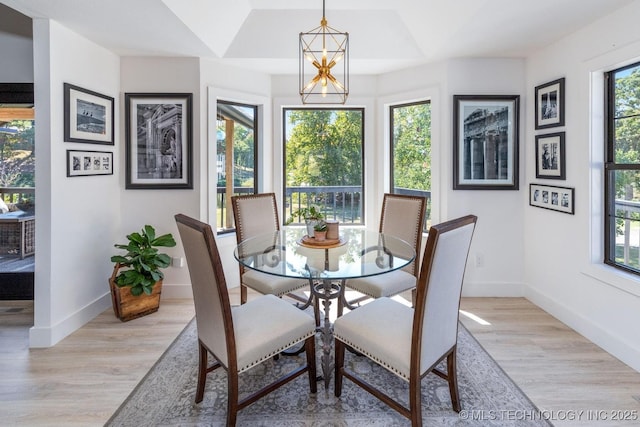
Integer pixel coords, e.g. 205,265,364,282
378,194,426,277
232,193,280,245
414,215,476,375
175,214,234,370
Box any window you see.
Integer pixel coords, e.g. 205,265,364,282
390,100,431,229
605,61,640,274
215,100,257,233
283,108,364,225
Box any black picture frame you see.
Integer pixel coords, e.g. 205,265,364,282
453,95,520,190
125,93,193,189
64,83,114,145
66,150,113,177
535,132,566,180
529,183,574,214
535,78,565,130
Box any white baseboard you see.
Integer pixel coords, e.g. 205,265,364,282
525,287,640,373
462,281,524,297
29,293,112,348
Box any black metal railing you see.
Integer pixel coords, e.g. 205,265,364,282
215,186,431,233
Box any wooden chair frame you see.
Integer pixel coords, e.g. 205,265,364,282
175,214,317,426
335,215,477,427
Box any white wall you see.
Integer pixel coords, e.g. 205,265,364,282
30,19,121,347
377,58,527,297
119,57,202,298
524,1,640,371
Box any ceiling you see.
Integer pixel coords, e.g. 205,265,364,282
1,0,636,75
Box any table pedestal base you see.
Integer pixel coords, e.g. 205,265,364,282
310,278,342,390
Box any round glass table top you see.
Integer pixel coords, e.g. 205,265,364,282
233,227,416,281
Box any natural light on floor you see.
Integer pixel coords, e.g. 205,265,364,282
459,309,492,326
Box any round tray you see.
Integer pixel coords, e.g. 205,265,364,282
297,235,347,249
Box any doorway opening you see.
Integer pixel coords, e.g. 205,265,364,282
0,83,35,300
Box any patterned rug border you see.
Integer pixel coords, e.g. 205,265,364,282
106,317,552,426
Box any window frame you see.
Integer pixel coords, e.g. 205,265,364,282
604,60,640,275
388,99,432,230
281,107,366,226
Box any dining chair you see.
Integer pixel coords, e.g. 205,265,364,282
174,213,317,426
333,214,477,427
231,193,312,308
340,193,426,314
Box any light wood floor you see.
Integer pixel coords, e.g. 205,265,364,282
1,294,639,426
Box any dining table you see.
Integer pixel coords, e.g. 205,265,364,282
233,225,416,389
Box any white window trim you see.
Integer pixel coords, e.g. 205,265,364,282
585,57,640,298
378,87,440,226
206,86,270,232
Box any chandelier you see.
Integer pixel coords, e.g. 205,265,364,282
299,0,349,104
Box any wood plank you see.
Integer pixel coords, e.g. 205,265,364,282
0,107,34,121
1,294,639,426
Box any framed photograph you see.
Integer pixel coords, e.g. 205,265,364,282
66,150,113,177
535,77,565,130
535,132,566,180
125,93,193,189
453,95,520,190
529,183,574,214
64,83,114,145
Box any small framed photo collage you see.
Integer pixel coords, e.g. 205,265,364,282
531,77,573,214
64,83,115,178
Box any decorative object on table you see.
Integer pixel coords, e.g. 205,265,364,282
66,149,113,177
535,77,565,130
529,183,575,215
174,214,317,427
535,132,565,180
124,92,193,189
109,224,176,321
63,83,114,145
453,94,520,190
313,220,327,241
299,0,349,105
285,205,324,236
325,219,339,240
334,215,478,426
297,235,346,248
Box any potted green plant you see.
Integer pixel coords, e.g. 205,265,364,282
285,206,324,236
313,220,328,241
109,225,176,321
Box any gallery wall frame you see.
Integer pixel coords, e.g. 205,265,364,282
535,77,565,130
64,83,114,145
453,94,520,190
66,149,113,177
535,132,566,180
124,92,193,189
529,183,574,214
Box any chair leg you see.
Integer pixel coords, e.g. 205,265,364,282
334,339,345,397
305,336,318,394
195,341,208,403
447,347,461,412
409,374,422,427
240,284,248,304
227,371,239,427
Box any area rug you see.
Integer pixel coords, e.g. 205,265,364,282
106,318,551,426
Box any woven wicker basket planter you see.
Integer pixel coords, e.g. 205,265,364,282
109,264,162,322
